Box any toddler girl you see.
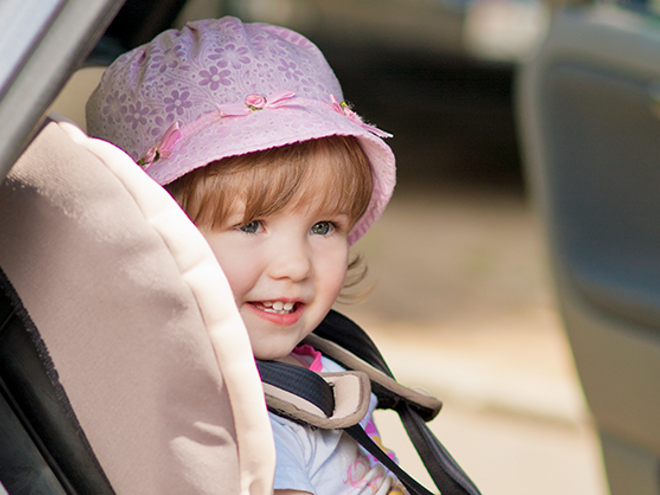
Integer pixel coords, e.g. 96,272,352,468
86,16,400,495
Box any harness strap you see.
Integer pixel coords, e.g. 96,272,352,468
258,360,372,430
259,355,483,494
303,333,442,421
345,425,435,495
310,310,482,495
397,403,481,495
258,358,435,495
257,360,334,417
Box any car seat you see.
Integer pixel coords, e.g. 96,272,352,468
0,118,275,495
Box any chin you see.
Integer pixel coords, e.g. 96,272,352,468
251,343,294,361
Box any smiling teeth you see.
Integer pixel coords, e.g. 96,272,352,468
261,301,295,313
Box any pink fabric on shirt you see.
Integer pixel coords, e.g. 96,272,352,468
291,345,323,372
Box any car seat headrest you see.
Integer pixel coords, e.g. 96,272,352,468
0,120,274,495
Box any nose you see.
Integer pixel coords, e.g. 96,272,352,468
267,236,312,282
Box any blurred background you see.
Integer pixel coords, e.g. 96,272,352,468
53,0,614,493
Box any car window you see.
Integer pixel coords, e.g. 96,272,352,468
0,0,124,184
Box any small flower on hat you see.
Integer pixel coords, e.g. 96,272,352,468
245,94,267,110
330,95,364,125
137,122,182,169
329,94,392,138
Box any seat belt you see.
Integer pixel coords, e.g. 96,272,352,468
257,360,436,495
258,310,481,495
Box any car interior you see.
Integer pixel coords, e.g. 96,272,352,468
0,2,485,494
3,0,660,493
518,3,660,494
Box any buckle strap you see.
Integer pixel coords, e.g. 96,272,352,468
309,310,482,495
303,332,443,421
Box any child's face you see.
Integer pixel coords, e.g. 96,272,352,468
200,201,350,361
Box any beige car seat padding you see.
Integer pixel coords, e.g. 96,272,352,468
304,333,443,419
0,121,274,495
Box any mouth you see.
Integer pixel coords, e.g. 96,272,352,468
246,299,305,326
249,300,302,315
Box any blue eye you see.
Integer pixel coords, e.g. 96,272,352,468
239,221,261,233
311,221,333,235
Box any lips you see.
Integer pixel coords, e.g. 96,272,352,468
247,300,305,325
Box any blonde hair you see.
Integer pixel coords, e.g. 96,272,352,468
165,136,373,297
166,135,372,229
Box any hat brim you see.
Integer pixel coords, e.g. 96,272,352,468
146,104,395,245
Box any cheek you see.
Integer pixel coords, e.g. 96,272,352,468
202,233,256,302
213,251,258,302
318,246,349,299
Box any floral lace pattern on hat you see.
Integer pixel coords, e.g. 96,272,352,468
89,19,341,162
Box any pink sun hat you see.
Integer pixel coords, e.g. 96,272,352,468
86,16,395,244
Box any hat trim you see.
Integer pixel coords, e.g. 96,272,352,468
137,90,392,171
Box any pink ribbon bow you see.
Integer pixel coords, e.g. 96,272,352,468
329,95,392,139
180,90,299,139
216,90,298,117
137,122,182,169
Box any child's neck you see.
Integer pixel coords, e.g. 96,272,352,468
275,354,306,368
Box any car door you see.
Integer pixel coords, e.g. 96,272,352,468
518,4,660,494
